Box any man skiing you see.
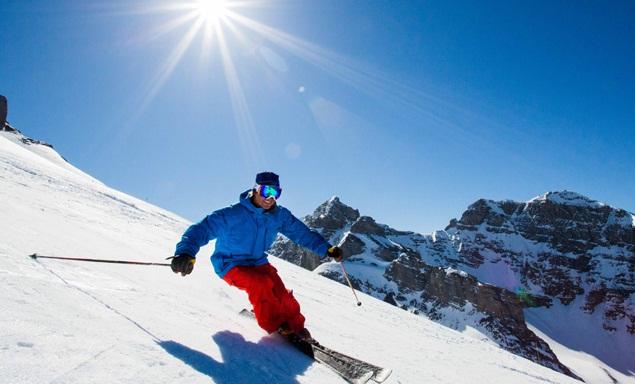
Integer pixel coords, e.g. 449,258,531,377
169,171,343,340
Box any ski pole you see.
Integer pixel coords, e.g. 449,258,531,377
339,261,362,306
29,253,171,266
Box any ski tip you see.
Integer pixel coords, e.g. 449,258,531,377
352,371,374,384
372,368,393,383
28,253,38,259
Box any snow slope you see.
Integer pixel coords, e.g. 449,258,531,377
0,133,582,384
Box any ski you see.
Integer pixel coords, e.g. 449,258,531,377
239,309,392,383
306,337,391,384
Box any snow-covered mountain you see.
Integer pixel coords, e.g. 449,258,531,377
1,127,591,383
270,194,635,383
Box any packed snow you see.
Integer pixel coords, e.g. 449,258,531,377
0,132,592,383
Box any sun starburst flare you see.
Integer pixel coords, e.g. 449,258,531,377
124,0,477,167
195,0,228,23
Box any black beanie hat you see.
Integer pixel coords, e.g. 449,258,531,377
255,172,280,186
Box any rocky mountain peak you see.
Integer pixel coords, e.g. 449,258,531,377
447,198,522,229
446,192,634,349
271,191,634,377
304,196,360,237
272,196,578,377
529,190,604,209
448,191,634,241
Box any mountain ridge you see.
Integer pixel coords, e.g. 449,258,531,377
270,191,634,381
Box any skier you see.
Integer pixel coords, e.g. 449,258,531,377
169,171,343,341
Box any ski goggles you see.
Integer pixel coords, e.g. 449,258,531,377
257,184,282,200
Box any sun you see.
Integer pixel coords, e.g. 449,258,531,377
195,0,228,23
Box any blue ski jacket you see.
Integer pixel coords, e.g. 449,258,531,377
175,190,331,278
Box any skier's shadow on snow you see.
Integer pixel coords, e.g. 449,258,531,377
158,330,311,384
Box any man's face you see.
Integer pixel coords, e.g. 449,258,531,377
253,187,276,210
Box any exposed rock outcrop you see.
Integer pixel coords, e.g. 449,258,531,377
271,195,588,378
445,191,634,331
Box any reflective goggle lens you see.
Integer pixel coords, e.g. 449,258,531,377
259,185,282,199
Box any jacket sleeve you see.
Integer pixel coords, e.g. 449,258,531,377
279,208,330,258
174,211,225,258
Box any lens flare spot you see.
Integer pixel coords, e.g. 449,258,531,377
285,143,302,159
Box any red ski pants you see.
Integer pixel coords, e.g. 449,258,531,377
223,263,305,334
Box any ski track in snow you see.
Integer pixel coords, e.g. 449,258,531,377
0,134,588,383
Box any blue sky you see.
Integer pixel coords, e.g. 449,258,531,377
2,0,634,233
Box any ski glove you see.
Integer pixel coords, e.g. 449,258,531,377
168,254,195,276
326,246,343,262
